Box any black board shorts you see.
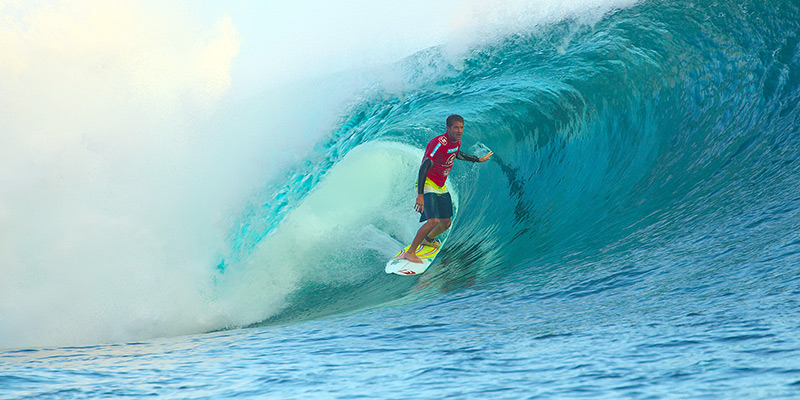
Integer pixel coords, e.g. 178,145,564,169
420,192,453,222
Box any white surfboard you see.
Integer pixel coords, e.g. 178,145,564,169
385,243,442,276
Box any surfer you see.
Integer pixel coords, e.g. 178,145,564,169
402,114,493,264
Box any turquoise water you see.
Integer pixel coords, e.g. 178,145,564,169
3,0,800,398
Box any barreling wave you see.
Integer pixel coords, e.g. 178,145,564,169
218,0,800,326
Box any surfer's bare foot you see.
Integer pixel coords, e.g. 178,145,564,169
402,252,423,264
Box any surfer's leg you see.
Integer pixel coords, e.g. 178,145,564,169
407,192,451,261
404,218,439,263
427,218,451,239
425,192,453,241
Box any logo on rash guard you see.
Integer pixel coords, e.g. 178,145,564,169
429,143,441,157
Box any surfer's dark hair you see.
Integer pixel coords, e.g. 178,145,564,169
446,114,464,127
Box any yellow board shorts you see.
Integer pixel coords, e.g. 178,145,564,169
423,178,447,194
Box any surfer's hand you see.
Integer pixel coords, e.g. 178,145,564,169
479,151,493,162
414,194,424,213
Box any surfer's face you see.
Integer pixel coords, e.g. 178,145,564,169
446,121,464,142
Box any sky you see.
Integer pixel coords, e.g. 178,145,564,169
194,0,464,95
1,0,637,101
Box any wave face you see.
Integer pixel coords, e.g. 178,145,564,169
217,0,800,325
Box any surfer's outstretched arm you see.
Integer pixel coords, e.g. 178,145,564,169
457,151,493,162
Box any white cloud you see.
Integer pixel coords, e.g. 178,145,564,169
0,0,240,112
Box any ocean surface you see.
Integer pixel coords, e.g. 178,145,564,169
3,0,800,398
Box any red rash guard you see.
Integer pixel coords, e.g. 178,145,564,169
423,133,461,187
